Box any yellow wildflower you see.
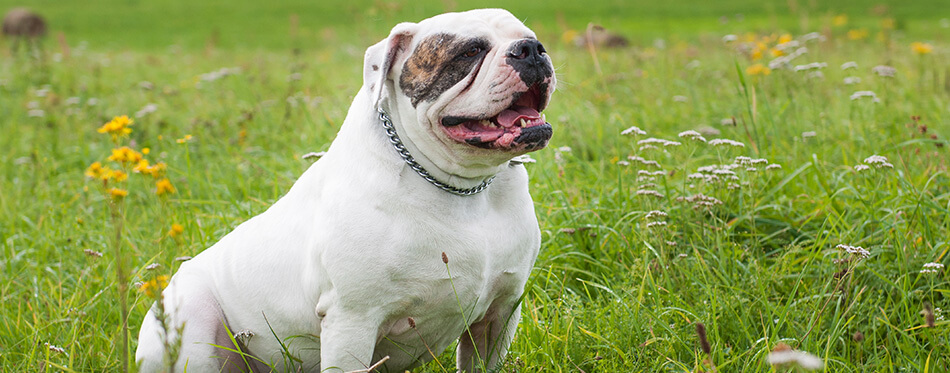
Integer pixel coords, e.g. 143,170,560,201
778,34,793,44
107,146,143,164
176,134,193,144
847,29,868,40
911,42,933,55
142,147,150,155
881,18,895,30
746,64,771,76
560,29,578,44
85,162,104,178
833,14,848,27
107,169,128,182
139,275,169,298
108,187,128,199
169,223,184,237
770,48,786,57
132,159,150,174
751,48,763,61
156,178,176,196
96,115,134,138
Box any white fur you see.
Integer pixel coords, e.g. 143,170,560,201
136,8,552,372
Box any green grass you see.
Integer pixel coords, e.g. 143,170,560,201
1,0,949,371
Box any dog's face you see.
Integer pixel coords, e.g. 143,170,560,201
364,9,556,176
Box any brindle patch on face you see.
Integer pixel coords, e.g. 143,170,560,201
400,33,490,107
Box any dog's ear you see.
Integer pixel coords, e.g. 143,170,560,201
364,22,418,109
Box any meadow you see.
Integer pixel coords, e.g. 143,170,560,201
1,0,948,371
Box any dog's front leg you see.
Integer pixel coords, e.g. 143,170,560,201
319,311,379,372
456,302,522,372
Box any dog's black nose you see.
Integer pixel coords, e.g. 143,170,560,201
506,39,552,86
507,39,546,63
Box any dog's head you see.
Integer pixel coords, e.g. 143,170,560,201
364,9,555,178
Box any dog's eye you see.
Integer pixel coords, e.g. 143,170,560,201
462,46,482,58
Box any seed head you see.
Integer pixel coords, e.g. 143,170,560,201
695,323,711,354
441,252,449,264
852,331,864,342
923,302,935,328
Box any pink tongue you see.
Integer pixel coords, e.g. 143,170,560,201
496,106,540,128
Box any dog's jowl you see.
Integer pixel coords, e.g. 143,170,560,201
136,8,556,372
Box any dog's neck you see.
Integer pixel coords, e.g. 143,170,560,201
380,104,497,194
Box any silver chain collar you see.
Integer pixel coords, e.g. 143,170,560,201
377,108,495,196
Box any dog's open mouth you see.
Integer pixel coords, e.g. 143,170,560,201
440,84,552,150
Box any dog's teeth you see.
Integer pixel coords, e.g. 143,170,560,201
481,119,494,128
541,114,546,123
519,119,526,127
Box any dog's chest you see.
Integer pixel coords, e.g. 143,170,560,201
365,194,538,364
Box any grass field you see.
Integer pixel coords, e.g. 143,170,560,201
1,0,949,371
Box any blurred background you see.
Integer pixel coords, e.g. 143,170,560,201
2,0,945,51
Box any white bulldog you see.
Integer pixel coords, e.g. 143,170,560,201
136,8,555,372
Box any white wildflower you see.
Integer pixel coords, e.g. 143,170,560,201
793,62,827,72
617,160,630,166
843,77,861,85
645,210,668,219
836,244,870,259
799,32,825,43
628,156,661,168
746,167,758,172
200,67,241,82
850,90,879,102
66,96,81,105
638,145,659,151
920,262,944,274
288,72,302,81
720,118,736,126
636,189,665,198
673,95,688,103
806,71,824,80
677,194,724,207
678,130,707,142
637,170,665,176
28,109,46,118
144,263,161,271
45,343,68,356
557,146,572,153
802,131,816,138
863,155,893,168
872,65,896,77
840,61,858,70
766,164,782,170
722,34,738,43
767,346,823,370
138,81,154,90
708,138,745,147
854,164,870,172
135,103,158,118
646,221,668,228
621,126,647,136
